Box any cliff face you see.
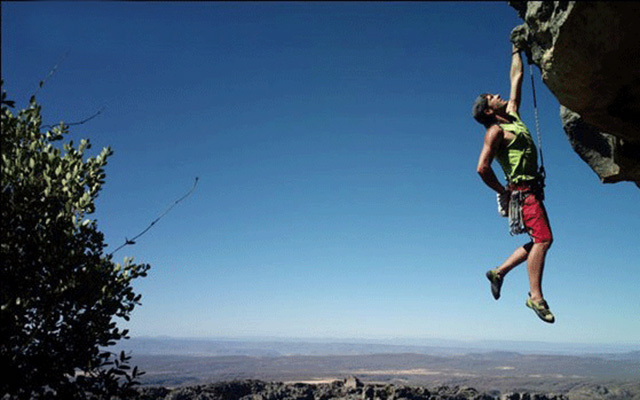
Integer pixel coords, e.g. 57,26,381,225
509,1,640,186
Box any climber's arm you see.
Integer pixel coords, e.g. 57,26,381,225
507,43,523,115
477,125,508,195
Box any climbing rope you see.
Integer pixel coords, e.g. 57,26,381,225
529,64,546,184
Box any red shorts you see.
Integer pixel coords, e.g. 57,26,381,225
510,183,553,243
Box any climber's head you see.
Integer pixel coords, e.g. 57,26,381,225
472,93,508,128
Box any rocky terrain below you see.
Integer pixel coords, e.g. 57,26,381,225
126,344,640,400
135,377,569,400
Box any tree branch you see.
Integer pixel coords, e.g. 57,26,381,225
34,51,69,97
109,177,200,256
42,106,105,130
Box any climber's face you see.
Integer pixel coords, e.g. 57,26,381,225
486,93,508,111
483,93,508,118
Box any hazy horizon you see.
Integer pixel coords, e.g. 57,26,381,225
122,335,640,356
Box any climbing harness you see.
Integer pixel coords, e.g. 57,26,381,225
508,190,527,236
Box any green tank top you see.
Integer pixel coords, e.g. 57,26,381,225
497,112,540,184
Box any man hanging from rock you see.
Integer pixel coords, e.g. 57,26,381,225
471,42,555,323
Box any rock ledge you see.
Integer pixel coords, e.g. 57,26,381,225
509,1,640,186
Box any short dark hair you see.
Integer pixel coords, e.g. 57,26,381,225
472,93,494,128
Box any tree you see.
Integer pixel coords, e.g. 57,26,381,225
1,83,149,399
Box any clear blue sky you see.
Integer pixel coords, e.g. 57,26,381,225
3,2,639,349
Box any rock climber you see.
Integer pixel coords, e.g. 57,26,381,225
471,43,555,323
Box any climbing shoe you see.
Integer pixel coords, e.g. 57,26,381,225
485,268,503,300
526,294,555,324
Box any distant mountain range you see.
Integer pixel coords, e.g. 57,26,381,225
118,336,640,358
